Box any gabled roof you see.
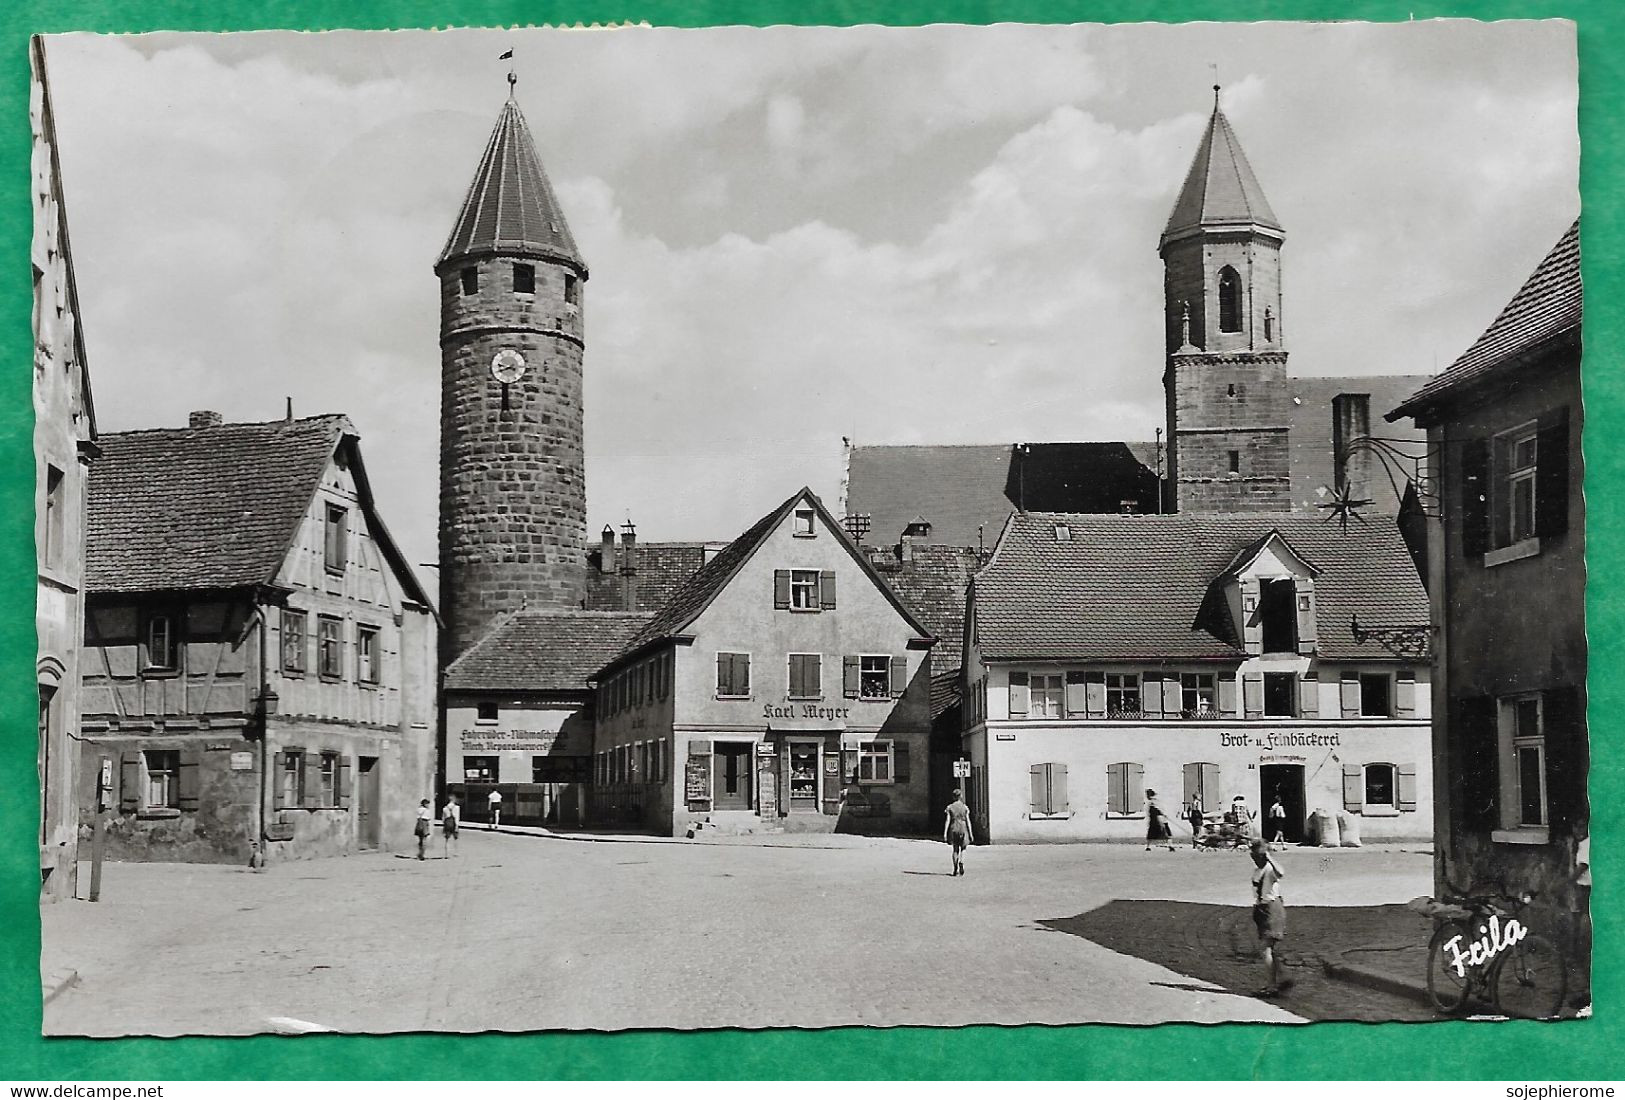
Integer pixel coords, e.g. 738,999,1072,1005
444,609,652,694
1161,97,1282,249
85,415,432,611
1217,529,1321,580
437,97,584,273
602,487,935,673
845,442,1163,549
973,511,1426,663
1389,219,1580,423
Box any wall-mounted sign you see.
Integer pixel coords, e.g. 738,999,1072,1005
230,751,254,771
459,729,568,753
685,755,711,802
1221,730,1341,750
762,703,850,728
995,733,1016,741
952,760,971,778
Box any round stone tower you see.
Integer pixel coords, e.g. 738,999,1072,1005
437,90,588,662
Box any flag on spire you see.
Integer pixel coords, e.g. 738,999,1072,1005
499,49,513,59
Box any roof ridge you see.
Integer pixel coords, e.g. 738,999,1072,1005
101,413,350,438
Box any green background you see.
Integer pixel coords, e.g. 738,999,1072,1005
1,0,1617,1081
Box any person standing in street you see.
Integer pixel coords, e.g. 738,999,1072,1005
1249,838,1291,996
414,798,432,860
1267,793,1287,849
1145,790,1176,851
1187,795,1206,849
943,789,973,876
1231,794,1258,840
487,787,503,830
442,793,461,858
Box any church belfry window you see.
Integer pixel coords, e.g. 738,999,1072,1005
460,267,478,296
513,263,535,295
564,273,580,306
1217,267,1243,333
1264,306,1273,342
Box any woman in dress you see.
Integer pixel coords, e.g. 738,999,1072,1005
1145,790,1176,851
943,789,973,876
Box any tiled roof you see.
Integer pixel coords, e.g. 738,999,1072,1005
1390,220,1580,422
1161,100,1282,247
973,511,1427,663
443,609,652,693
866,543,985,676
87,416,349,595
437,98,583,272
583,542,709,613
845,442,1162,549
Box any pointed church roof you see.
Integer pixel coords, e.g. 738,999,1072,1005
1161,91,1282,249
437,97,585,273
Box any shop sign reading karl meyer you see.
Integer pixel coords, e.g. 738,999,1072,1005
760,702,850,729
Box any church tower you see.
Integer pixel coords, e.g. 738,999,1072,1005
1161,88,1291,512
437,85,588,661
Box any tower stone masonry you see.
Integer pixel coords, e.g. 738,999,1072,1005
1161,89,1292,513
437,93,589,662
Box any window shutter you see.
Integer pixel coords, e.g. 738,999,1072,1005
737,654,751,696
1396,672,1417,718
1542,684,1586,835
1458,695,1499,830
1343,763,1363,812
337,757,353,807
1201,763,1221,808
1033,764,1051,816
1162,677,1183,717
788,655,805,699
1008,671,1030,718
1397,763,1418,812
1104,763,1123,815
889,655,907,698
1535,406,1570,539
302,754,322,808
773,570,791,610
178,750,202,811
807,654,822,697
272,752,287,810
843,656,860,699
1182,762,1200,808
1141,673,1163,718
1083,671,1105,718
1049,763,1068,812
1127,765,1145,814
1298,671,1320,718
1241,578,1263,655
716,653,729,696
820,570,837,610
120,750,141,812
1460,437,1491,556
1218,673,1238,717
1340,672,1361,718
1295,580,1318,655
1063,671,1086,717
893,742,910,784
1242,673,1264,719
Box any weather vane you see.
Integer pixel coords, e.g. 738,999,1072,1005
500,48,516,93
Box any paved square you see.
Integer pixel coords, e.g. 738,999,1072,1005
42,833,1434,1035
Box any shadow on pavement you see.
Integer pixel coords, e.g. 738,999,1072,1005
1039,899,1440,1023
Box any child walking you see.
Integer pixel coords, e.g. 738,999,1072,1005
943,789,973,876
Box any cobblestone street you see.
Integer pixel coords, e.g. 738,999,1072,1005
43,833,1436,1036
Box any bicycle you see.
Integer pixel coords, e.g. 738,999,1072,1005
1421,891,1567,1019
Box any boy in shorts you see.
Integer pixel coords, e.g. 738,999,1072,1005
1250,838,1291,996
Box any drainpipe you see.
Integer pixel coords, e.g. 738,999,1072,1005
250,601,279,870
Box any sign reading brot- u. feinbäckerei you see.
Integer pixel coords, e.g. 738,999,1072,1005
459,729,571,753
1219,730,1341,749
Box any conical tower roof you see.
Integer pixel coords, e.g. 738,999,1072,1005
1160,91,1282,249
438,97,585,273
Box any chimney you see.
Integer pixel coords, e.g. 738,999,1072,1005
189,410,224,429
598,525,616,574
898,533,914,567
1332,394,1372,501
619,520,638,612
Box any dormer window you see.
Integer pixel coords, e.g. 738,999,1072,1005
513,263,536,295
1218,266,1242,333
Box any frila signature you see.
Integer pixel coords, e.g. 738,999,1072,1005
1442,914,1527,977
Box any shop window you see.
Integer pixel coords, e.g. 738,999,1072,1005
859,655,890,700
793,508,816,537
320,752,339,806
858,741,893,783
1263,672,1297,718
1259,579,1298,653
477,701,499,723
1360,673,1393,717
463,756,499,783
513,263,535,294
356,624,380,684
323,503,347,574
1105,761,1142,817
281,609,307,674
460,267,478,296
145,750,180,809
716,652,751,698
1180,673,1216,718
1493,422,1539,549
788,653,822,699
1364,762,1396,809
1218,266,1242,333
281,751,305,807
144,612,178,673
1030,674,1063,718
1106,673,1141,718
317,616,344,680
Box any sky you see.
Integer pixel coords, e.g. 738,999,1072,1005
44,21,1578,576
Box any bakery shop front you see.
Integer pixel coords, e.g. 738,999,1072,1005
590,487,935,836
